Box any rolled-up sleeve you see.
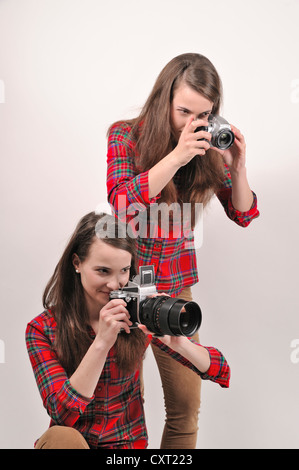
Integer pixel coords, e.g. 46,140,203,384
25,321,93,426
106,123,161,220
217,164,260,227
200,346,231,388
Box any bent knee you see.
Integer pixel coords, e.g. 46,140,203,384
35,425,89,449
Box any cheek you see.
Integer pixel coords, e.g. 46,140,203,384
81,272,101,292
123,272,130,287
171,112,187,132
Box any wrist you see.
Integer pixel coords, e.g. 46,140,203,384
230,165,247,181
170,336,190,355
92,336,111,356
168,148,184,170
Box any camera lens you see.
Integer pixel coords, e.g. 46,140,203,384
139,296,202,337
216,130,234,150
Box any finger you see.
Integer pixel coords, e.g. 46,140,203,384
194,139,210,152
185,115,196,129
230,130,246,153
194,130,211,142
147,292,170,298
194,148,208,157
103,304,129,317
112,312,132,323
106,298,127,309
230,125,244,142
103,315,132,335
180,116,196,137
118,321,131,334
137,324,153,336
101,306,131,324
191,118,210,130
210,145,225,156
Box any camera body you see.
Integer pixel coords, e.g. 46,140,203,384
110,266,202,337
110,265,157,328
195,114,235,150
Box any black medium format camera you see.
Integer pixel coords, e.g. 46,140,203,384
195,114,235,150
110,266,202,337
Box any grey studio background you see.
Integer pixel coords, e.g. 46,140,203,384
0,0,298,449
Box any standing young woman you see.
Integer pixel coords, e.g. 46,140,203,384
25,212,230,449
106,53,259,448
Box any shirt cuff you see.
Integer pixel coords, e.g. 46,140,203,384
226,191,260,227
127,171,161,206
200,347,230,388
56,379,94,414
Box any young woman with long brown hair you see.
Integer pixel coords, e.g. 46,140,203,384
25,211,230,449
106,53,259,448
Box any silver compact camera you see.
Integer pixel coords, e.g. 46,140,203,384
110,265,202,337
195,114,235,150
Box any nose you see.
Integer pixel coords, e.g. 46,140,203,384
106,275,121,291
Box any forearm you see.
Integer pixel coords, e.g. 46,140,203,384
148,150,181,198
170,337,211,374
69,339,109,399
230,167,254,212
151,334,230,387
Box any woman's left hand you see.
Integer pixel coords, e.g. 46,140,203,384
212,124,247,174
138,324,187,351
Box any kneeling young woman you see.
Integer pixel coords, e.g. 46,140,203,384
26,212,230,449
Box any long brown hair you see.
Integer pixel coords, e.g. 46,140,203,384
43,212,147,376
110,53,225,208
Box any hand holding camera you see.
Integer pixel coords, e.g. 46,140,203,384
110,266,202,337
173,114,235,167
194,116,248,174
219,124,247,173
173,116,211,165
194,115,235,151
97,297,133,349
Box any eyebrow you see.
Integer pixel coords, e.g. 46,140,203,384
94,265,131,270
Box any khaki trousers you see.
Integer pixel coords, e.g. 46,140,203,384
142,287,202,449
35,425,90,449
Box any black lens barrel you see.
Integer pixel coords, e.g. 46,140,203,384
216,130,235,150
140,296,202,337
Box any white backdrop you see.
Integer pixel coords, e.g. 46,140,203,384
0,0,298,449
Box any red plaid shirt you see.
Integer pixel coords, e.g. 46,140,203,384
26,310,230,449
106,122,260,296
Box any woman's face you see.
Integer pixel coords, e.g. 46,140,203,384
170,82,214,140
73,237,132,315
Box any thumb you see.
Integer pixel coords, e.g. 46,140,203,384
137,324,153,337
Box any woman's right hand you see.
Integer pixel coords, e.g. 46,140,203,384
148,117,212,198
173,116,212,167
96,299,132,350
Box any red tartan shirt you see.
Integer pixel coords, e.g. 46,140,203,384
106,122,260,296
26,310,230,449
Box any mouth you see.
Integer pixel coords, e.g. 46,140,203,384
98,290,111,295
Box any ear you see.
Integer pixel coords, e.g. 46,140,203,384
72,253,81,272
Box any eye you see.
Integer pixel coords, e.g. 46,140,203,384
121,267,131,274
96,268,109,275
178,108,189,115
201,111,211,118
